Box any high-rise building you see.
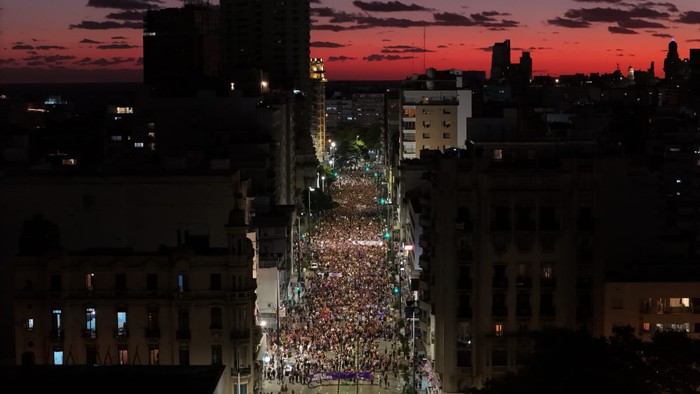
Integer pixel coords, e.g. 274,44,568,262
519,51,532,82
143,2,221,95
309,58,327,163
490,40,511,82
664,39,682,81
219,0,310,93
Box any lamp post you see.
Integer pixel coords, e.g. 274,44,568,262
321,176,326,193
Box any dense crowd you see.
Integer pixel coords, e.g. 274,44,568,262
264,168,403,388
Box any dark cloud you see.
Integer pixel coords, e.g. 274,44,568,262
547,17,591,28
44,55,78,63
437,44,447,48
433,12,474,25
136,57,143,65
312,24,348,32
381,45,433,53
639,2,678,13
564,7,669,23
75,57,93,64
0,58,17,65
311,6,519,31
608,26,638,34
677,11,700,24
89,57,137,66
572,0,623,2
652,33,673,38
111,36,128,39
87,0,163,10
12,44,35,50
617,18,665,28
106,10,145,21
352,1,429,12
80,38,102,44
327,56,356,61
310,41,346,48
35,45,67,50
363,54,414,61
69,20,143,29
96,43,139,49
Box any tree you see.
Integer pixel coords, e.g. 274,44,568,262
469,327,700,394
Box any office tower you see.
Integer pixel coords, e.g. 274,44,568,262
519,51,532,82
143,2,221,95
219,0,310,93
490,40,511,82
663,39,681,81
309,58,327,163
690,49,700,77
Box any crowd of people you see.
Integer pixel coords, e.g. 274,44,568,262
263,167,405,389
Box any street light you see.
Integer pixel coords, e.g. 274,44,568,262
321,176,326,193
308,187,315,216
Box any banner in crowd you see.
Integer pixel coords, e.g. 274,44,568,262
310,372,373,381
352,240,383,246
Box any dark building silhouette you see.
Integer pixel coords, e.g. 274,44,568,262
143,2,222,96
664,39,682,81
219,0,310,93
519,51,532,82
490,39,510,82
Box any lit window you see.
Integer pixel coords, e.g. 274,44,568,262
493,149,503,161
111,135,122,141
642,322,650,332
53,348,64,365
134,142,144,148
26,318,34,330
118,344,128,365
495,323,503,336
61,159,76,166
85,273,94,291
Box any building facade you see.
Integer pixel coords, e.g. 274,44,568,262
13,209,260,394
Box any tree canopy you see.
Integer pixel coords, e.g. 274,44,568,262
469,326,700,394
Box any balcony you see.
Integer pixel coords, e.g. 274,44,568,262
114,327,129,339
540,306,556,317
49,328,65,340
515,276,532,288
492,277,508,289
230,329,251,340
516,306,532,318
144,327,161,338
176,329,191,340
540,277,556,289
457,278,472,291
457,307,473,319
492,306,508,317
82,329,97,339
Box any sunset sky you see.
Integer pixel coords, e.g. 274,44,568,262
1,0,700,83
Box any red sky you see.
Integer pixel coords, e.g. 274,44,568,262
2,0,700,83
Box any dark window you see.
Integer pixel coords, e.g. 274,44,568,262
210,273,222,290
493,206,509,230
115,274,126,291
211,345,223,365
492,350,508,366
178,309,189,331
179,346,190,366
146,274,158,290
86,345,98,365
50,275,62,291
210,307,222,329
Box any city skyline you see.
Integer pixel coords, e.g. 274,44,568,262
2,0,700,83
